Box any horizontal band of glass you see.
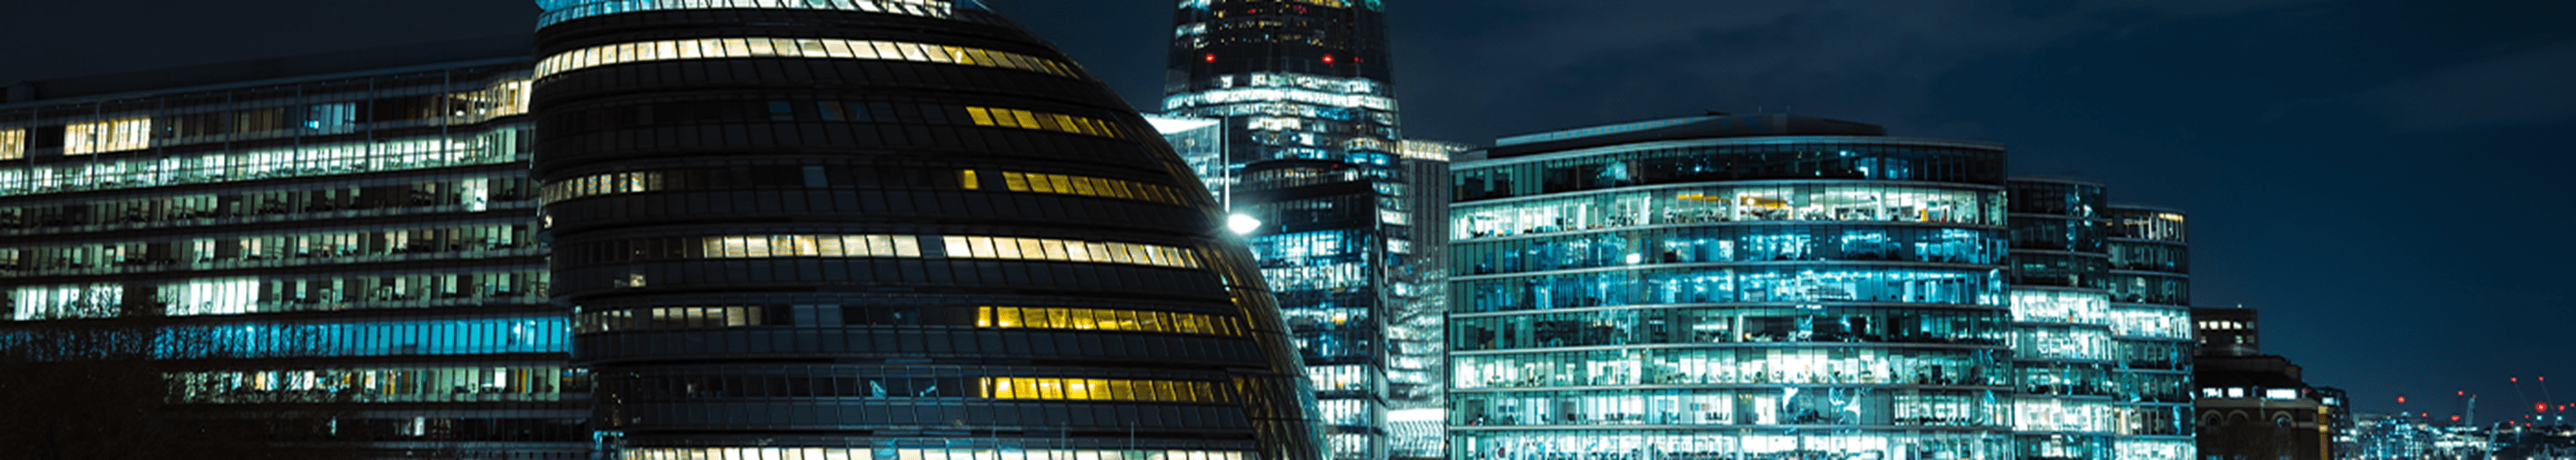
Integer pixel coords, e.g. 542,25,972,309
537,0,954,28
941,235,1203,269
1454,387,2012,428
0,318,566,359
965,107,1129,140
10,271,548,321
1451,305,2009,352
969,169,1189,205
2011,288,2110,326
977,305,1244,336
618,448,1248,460
576,305,765,334
981,377,1223,402
546,171,659,203
5,176,529,236
167,365,573,404
1453,183,2004,242
0,223,540,279
64,118,151,156
1454,226,2007,276
0,128,23,160
677,234,1202,269
1453,142,2007,201
2012,325,2114,362
1453,346,2008,390
1455,265,2006,313
1451,430,2012,460
534,37,1077,80
0,131,524,197
2012,397,2120,433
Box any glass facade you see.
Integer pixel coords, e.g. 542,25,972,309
2002,179,2193,460
1163,1,1419,458
533,2,1320,459
0,56,582,458
2103,204,2194,460
1447,118,2016,460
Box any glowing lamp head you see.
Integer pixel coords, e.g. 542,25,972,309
1227,214,1261,235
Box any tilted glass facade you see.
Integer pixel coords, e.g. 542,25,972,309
1163,1,1416,458
532,1,1322,458
1446,122,2017,460
0,58,586,458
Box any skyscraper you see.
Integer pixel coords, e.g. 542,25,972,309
1446,113,2017,459
531,0,1321,458
1162,1,1412,458
0,37,583,458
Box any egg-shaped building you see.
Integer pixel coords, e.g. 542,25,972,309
528,1,1322,458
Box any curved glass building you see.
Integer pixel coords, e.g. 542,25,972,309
1445,114,2016,459
529,1,1322,458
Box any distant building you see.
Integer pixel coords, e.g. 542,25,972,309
1446,112,2019,459
1162,0,1438,456
2194,306,2350,460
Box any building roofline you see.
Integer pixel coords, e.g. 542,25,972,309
3,34,533,107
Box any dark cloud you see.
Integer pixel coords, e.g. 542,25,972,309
2354,40,2576,132
1387,0,2327,142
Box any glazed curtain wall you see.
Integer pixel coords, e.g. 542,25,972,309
1453,142,2005,202
1453,182,2004,241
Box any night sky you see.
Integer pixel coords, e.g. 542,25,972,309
4,0,2572,421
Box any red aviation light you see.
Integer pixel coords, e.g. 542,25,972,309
1322,54,1335,65
1205,53,1216,63
2398,395,2408,404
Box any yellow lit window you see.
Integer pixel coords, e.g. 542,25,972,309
981,378,1219,402
65,118,151,155
0,128,22,160
962,106,1126,139
537,37,1077,80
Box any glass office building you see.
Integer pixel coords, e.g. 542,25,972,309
2104,204,2194,460
1162,1,1418,458
2001,179,2194,460
2002,178,2121,460
0,39,585,458
1446,113,2017,460
532,0,1323,458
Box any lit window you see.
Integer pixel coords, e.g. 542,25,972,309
985,170,1186,205
65,118,151,155
982,377,1222,402
0,128,22,160
535,37,1077,80
975,306,1243,336
963,106,1127,139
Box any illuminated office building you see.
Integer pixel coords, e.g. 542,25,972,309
0,38,583,458
2002,179,2193,460
2101,204,2196,460
532,0,1322,458
1446,113,2017,460
1162,1,1416,458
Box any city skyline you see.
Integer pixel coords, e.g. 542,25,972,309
3,0,2572,432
